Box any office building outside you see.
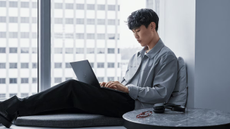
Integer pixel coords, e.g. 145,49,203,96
0,0,121,101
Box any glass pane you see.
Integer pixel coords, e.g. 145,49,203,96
0,0,38,101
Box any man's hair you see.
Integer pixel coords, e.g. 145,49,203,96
127,8,159,31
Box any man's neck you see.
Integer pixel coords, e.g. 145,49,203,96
146,35,160,53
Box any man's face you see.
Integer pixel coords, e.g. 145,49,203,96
132,23,155,47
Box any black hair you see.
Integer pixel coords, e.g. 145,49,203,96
127,8,159,31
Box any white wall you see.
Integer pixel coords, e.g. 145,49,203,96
162,0,196,108
195,0,230,112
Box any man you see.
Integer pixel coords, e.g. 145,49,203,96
0,8,177,128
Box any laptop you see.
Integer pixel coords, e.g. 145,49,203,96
70,60,125,93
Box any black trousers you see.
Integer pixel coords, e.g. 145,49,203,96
17,79,135,117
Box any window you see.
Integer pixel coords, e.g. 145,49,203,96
0,47,6,53
55,48,62,54
21,93,29,98
32,63,37,68
55,63,62,68
21,17,30,23
0,17,6,23
55,78,62,83
54,3,62,9
76,48,84,54
0,63,6,68
21,63,29,68
10,63,17,69
76,33,84,39
65,48,73,54
98,63,104,68
21,2,29,8
118,48,120,53
0,94,6,100
0,78,6,84
87,19,95,25
90,63,94,68
108,63,115,68
55,18,63,24
97,19,105,25
108,34,115,39
97,34,105,39
98,48,105,54
32,17,37,23
65,3,73,9
32,2,37,8
108,5,115,11
21,78,29,83
87,4,95,10
0,1,6,7
21,32,30,38
108,77,114,81
10,78,17,84
108,48,115,54
10,93,17,97
9,17,18,23
65,77,72,80
9,32,18,38
32,78,37,83
32,48,37,53
65,18,74,24
76,19,84,24
76,4,84,10
87,33,94,39
21,48,29,53
108,19,115,25
87,48,94,54
97,77,104,82
65,63,71,68
0,32,6,38
98,5,105,10
9,1,18,8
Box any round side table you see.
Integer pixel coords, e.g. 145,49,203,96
123,108,230,129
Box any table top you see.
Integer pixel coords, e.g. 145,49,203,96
123,108,230,128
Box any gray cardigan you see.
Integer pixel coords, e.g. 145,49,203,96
121,39,178,109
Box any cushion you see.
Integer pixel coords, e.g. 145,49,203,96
167,57,188,106
14,113,124,128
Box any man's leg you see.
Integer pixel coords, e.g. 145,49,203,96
18,79,134,117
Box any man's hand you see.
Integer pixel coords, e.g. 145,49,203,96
101,81,129,93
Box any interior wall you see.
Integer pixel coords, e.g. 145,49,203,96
162,0,196,108
195,0,230,112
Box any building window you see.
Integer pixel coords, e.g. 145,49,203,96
9,1,18,7
32,2,37,8
118,48,120,53
65,3,73,9
87,48,94,54
97,34,105,39
108,34,115,39
90,63,94,68
55,63,62,68
54,18,62,24
0,1,6,7
21,32,30,38
0,47,6,53
21,17,30,23
10,93,17,97
0,17,6,23
97,19,105,25
76,48,84,54
0,63,6,69
108,48,115,54
108,63,115,68
98,48,105,54
10,78,17,84
87,4,95,10
108,19,115,25
55,77,62,83
10,63,17,69
76,4,84,10
9,32,18,38
54,3,62,9
32,17,37,23
32,48,37,53
21,93,29,98
98,63,104,68
65,18,74,24
65,63,71,68
65,48,73,54
21,48,29,53
21,2,29,8
0,32,6,38
0,78,6,84
87,19,95,25
76,33,84,39
87,33,94,39
0,94,6,100
97,77,104,82
108,5,115,11
55,48,62,54
65,33,73,39
32,63,37,68
9,17,18,23
108,77,114,81
32,78,37,83
21,78,29,83
65,77,72,80
21,63,29,68
97,4,105,10
76,19,84,24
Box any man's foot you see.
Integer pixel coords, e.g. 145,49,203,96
0,96,19,128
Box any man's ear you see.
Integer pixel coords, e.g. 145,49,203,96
150,22,156,31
